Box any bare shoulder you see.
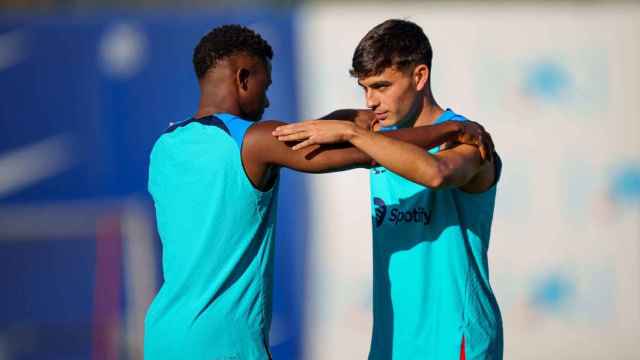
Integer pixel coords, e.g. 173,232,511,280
243,120,287,148
246,120,287,135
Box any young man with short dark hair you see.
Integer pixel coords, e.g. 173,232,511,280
275,19,503,360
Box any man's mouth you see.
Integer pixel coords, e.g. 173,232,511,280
375,112,388,121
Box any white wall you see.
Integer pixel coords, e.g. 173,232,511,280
296,3,640,359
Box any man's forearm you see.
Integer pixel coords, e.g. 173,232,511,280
384,121,462,150
319,109,374,129
345,126,485,189
319,109,463,149
299,121,462,170
270,117,486,178
348,127,445,187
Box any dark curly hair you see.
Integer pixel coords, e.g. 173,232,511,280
350,19,432,78
193,24,273,79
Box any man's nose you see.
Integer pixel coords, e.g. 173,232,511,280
366,90,379,110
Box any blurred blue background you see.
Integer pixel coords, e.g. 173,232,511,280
0,10,305,360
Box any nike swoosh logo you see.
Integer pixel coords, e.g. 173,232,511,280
0,134,75,198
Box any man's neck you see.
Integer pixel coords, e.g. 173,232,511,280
194,77,240,119
194,96,240,120
193,104,226,120
413,100,445,128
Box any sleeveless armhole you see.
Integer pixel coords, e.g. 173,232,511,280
216,113,278,193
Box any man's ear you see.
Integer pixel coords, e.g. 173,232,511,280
237,68,251,91
414,64,429,91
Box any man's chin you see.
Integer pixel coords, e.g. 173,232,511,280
379,118,400,128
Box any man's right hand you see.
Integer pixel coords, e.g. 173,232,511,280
446,120,495,162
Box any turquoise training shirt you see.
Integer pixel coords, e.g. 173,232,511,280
145,113,277,360
368,109,503,360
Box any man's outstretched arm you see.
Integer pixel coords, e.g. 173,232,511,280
270,119,497,192
317,109,374,130
289,110,493,162
348,129,495,191
241,119,491,190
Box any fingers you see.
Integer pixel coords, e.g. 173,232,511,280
440,141,453,151
492,144,496,161
276,131,310,142
272,124,305,136
479,140,488,162
484,131,495,161
291,138,316,150
480,132,495,163
462,121,495,163
467,120,486,133
487,132,495,162
370,118,380,132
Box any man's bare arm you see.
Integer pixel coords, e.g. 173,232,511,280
270,119,497,191
275,116,493,162
347,127,495,191
318,109,374,130
241,119,479,190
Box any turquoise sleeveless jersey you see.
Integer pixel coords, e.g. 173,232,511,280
145,113,277,360
369,109,503,360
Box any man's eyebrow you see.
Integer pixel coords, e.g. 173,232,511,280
370,80,391,87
